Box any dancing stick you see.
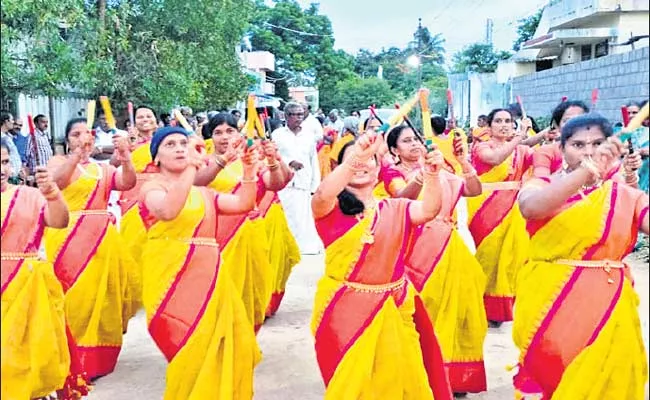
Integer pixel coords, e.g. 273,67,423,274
173,109,193,132
516,95,527,120
418,89,434,148
127,102,135,128
591,89,599,110
621,106,630,127
27,113,40,167
99,96,117,130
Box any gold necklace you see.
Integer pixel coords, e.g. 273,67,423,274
355,203,378,244
76,162,102,180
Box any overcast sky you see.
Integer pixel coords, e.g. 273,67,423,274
289,0,548,60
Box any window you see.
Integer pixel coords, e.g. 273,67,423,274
595,40,609,58
536,59,553,71
581,44,592,61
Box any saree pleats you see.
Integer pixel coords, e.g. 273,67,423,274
513,181,648,399
312,199,452,399
417,229,488,393
44,164,141,378
1,258,70,399
264,202,301,316
1,186,70,399
468,149,530,322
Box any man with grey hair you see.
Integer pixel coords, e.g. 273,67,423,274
329,109,345,136
271,102,323,255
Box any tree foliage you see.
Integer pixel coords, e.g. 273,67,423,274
513,9,543,52
248,0,356,111
328,77,396,113
1,0,253,113
451,44,511,73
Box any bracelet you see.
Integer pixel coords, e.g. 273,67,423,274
214,156,226,169
463,168,477,178
44,189,60,201
241,176,259,184
625,173,639,184
579,158,601,179
423,170,440,179
267,161,280,170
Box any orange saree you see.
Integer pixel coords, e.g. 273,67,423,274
311,198,453,399
513,179,649,399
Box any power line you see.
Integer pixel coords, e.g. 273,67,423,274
263,22,333,37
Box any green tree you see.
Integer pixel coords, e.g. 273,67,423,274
1,0,85,99
249,0,357,109
451,43,511,73
513,9,543,51
2,0,253,114
329,77,396,114
411,25,445,65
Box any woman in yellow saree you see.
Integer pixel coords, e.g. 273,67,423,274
44,118,140,380
467,108,547,326
117,105,158,265
382,125,488,395
1,139,90,400
139,126,260,399
311,134,453,399
515,114,649,399
194,113,295,330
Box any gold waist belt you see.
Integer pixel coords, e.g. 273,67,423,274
71,210,110,216
343,277,406,294
153,237,219,247
554,259,625,270
482,181,522,191
1,252,40,261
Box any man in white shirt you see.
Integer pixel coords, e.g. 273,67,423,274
300,103,324,144
272,102,323,255
327,109,344,138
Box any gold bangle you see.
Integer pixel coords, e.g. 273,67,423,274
44,190,60,201
241,176,259,184
463,168,477,177
214,156,226,169
267,162,280,170
423,171,440,180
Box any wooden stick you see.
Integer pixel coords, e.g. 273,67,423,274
99,96,117,130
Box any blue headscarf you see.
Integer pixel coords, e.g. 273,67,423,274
150,126,190,159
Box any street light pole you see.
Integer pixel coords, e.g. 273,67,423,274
416,18,422,89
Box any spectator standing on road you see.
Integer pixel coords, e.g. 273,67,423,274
25,114,53,173
272,102,323,255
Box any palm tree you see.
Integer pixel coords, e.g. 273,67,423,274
414,25,446,65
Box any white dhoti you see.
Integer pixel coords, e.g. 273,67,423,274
277,186,323,255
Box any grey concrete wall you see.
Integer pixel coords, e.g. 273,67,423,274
512,46,649,122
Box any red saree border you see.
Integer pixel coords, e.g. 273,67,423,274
52,214,110,292
523,267,624,396
483,295,514,322
148,223,221,361
446,360,487,393
314,287,390,384
76,345,121,379
638,206,648,229
413,294,454,400
583,182,617,260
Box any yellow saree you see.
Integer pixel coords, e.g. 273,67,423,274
210,160,273,332
312,199,453,400
141,185,260,399
119,140,156,267
1,186,71,399
44,163,141,380
467,143,532,322
513,179,648,399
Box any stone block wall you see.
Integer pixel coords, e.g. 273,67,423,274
512,46,649,122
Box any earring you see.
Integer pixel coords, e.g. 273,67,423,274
562,159,568,172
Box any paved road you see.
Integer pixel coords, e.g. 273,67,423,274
90,254,649,399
